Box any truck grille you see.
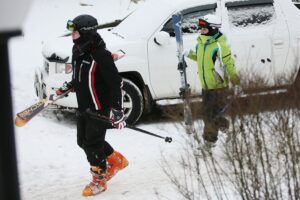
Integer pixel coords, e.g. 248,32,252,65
44,61,49,74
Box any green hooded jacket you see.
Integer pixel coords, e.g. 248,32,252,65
187,33,240,90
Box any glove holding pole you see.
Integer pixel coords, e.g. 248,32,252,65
56,81,74,96
110,108,126,130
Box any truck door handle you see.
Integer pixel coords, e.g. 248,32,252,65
273,39,284,46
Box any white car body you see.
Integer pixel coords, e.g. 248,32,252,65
35,0,300,123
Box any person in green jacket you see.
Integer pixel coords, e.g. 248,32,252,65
186,14,242,148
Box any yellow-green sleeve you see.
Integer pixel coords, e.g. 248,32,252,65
187,49,197,61
220,45,240,85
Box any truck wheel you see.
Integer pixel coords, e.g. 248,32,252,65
122,78,144,125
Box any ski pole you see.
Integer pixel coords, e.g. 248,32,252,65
125,125,172,143
86,109,172,143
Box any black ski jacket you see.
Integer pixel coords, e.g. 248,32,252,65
71,38,123,113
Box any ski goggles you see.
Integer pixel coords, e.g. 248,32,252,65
66,20,76,32
198,19,209,29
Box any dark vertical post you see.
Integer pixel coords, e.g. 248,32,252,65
0,30,22,200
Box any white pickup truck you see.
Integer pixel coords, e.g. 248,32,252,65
34,0,300,124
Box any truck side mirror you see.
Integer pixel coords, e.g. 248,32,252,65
154,31,171,46
79,0,94,6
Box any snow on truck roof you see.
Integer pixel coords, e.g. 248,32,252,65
112,0,217,39
111,0,279,40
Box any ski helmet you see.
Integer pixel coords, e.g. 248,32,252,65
67,14,98,33
198,14,221,29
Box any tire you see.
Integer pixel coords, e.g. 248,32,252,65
122,78,144,125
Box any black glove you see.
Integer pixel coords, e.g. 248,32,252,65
110,109,126,130
56,81,73,96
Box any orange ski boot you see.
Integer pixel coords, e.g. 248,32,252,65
106,151,129,181
82,166,107,196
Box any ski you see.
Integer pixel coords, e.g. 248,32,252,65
15,90,72,127
61,19,122,37
60,12,133,37
172,13,195,134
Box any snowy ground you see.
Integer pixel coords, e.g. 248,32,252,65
13,112,184,200
9,1,192,199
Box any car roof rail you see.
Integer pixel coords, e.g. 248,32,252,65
225,0,274,8
181,3,217,15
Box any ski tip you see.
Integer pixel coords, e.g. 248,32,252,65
15,116,28,127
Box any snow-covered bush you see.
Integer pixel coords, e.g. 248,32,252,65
161,89,300,200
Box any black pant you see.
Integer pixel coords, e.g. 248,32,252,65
202,89,229,142
77,110,114,170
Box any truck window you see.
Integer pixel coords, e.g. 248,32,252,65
181,9,215,34
162,3,217,36
227,3,276,28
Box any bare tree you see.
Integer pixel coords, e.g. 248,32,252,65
161,75,300,200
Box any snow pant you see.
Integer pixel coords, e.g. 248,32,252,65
76,110,114,170
202,88,229,142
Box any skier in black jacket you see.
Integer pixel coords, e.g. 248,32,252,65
56,14,128,196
